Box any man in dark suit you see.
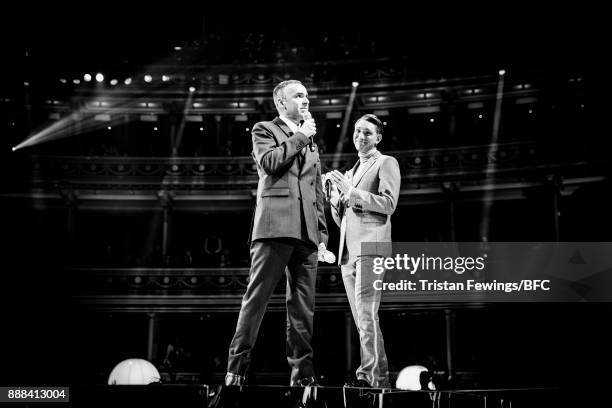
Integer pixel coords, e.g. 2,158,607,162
225,80,329,386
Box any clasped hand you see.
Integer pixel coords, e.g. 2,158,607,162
329,170,351,195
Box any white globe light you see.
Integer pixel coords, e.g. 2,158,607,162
108,358,160,385
396,365,435,391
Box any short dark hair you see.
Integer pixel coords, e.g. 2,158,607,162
273,80,303,101
356,114,384,135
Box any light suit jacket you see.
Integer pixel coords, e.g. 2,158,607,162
329,152,401,264
250,117,328,248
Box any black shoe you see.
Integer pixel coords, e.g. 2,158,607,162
344,379,371,388
224,372,245,386
291,376,319,387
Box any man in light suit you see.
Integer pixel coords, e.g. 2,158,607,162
225,80,329,387
328,114,401,388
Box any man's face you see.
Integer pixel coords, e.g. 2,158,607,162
278,83,309,122
353,119,381,153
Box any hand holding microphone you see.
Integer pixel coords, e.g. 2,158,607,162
299,111,317,152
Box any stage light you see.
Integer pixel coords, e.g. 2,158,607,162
199,127,204,131
373,109,389,117
162,75,170,82
95,73,104,82
429,118,435,123
396,365,435,391
189,86,196,93
84,73,92,82
107,126,112,130
478,114,483,119
124,77,132,85
408,106,440,114
352,81,359,87
108,358,160,385
110,79,118,86
95,114,111,121
140,114,158,122
174,46,182,51
153,127,158,131
144,75,153,83
498,69,506,76
73,79,81,84
59,78,67,84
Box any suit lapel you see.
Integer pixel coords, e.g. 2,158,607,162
272,116,304,169
338,162,359,218
275,116,307,174
272,117,291,143
352,154,380,187
347,161,359,185
298,149,307,174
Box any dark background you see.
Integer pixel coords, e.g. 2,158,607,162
0,2,609,394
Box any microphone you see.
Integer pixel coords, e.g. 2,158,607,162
302,111,316,152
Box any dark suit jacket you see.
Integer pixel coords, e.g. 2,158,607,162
250,117,328,248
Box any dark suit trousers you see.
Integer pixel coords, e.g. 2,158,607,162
227,238,318,383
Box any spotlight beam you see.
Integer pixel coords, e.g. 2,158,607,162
331,84,359,169
12,59,188,152
12,110,132,152
173,91,195,157
479,69,506,241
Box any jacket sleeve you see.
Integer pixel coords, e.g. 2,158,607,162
315,156,329,246
329,182,342,228
252,122,311,175
347,156,401,215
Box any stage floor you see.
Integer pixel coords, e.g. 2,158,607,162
63,384,568,407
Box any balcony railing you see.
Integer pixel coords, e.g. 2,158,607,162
66,265,491,312
21,140,602,190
